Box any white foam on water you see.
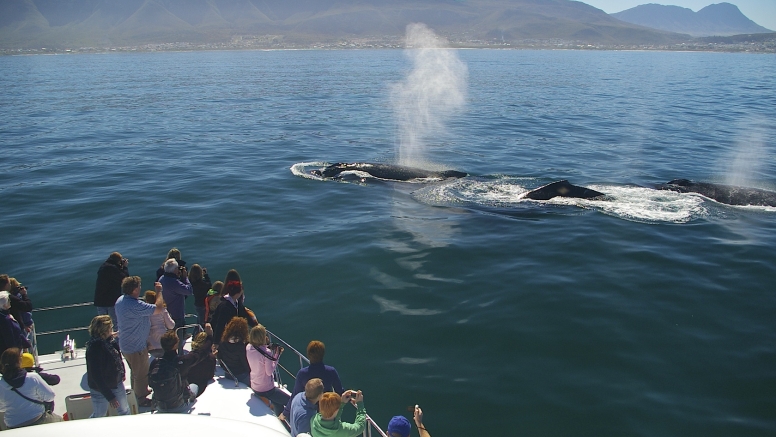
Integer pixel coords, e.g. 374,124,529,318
413,178,710,223
290,161,327,180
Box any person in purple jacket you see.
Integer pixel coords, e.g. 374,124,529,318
280,340,343,421
158,258,192,356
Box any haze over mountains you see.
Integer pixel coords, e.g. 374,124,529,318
613,2,772,37
0,0,689,49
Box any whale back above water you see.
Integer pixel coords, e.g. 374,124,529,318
522,180,606,201
655,179,776,207
312,162,467,181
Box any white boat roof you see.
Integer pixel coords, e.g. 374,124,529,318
31,346,290,436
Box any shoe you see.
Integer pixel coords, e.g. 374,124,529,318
138,398,153,407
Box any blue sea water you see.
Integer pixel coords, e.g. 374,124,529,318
1,49,775,436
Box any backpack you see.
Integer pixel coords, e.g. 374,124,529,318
148,357,184,410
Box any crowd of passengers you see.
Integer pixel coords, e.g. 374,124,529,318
0,248,431,437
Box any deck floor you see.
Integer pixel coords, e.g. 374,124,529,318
36,347,289,435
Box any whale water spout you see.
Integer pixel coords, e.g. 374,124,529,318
391,23,468,168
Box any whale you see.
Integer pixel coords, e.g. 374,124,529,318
311,162,467,181
654,179,776,207
522,180,606,201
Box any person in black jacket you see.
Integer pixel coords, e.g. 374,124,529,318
85,315,129,417
210,269,257,346
93,252,128,331
188,264,211,329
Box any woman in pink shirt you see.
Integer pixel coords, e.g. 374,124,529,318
246,324,289,416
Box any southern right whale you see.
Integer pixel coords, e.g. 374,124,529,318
654,179,776,207
311,162,467,181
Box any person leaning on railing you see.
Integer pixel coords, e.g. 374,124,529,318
310,390,366,437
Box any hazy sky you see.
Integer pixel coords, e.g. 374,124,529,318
582,1,776,32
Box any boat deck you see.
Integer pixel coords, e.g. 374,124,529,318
36,346,289,435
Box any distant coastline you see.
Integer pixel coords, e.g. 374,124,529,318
2,34,774,56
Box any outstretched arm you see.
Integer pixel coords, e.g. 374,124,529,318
414,405,431,437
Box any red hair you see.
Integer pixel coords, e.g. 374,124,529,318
319,392,341,419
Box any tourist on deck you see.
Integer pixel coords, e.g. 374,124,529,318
185,326,216,397
310,390,366,437
282,340,343,420
21,352,60,386
159,258,192,356
0,347,62,428
93,252,129,330
386,406,431,437
189,264,212,329
217,317,251,386
0,291,31,357
145,290,175,358
289,378,324,437
204,281,224,324
155,248,185,281
6,278,33,331
211,270,257,345
149,330,196,412
85,315,129,417
246,324,289,415
114,276,166,407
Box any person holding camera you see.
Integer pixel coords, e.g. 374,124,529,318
158,258,192,356
310,390,366,437
246,324,289,416
2,276,33,332
93,252,129,331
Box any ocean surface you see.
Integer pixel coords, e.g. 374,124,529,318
1,48,774,437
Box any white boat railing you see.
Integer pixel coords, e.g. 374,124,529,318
31,302,388,437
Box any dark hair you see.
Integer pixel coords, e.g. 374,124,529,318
0,274,9,290
0,348,22,377
108,252,123,265
222,269,241,287
160,330,179,352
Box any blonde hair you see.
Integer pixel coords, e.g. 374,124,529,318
191,332,209,351
88,315,113,339
248,324,267,349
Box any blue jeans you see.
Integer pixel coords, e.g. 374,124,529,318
90,387,129,418
96,306,119,331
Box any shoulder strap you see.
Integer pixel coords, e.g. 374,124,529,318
10,385,46,406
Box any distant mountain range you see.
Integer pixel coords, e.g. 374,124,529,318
0,0,689,49
612,3,772,37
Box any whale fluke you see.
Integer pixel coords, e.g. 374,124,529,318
655,179,776,207
522,180,605,201
312,162,467,181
